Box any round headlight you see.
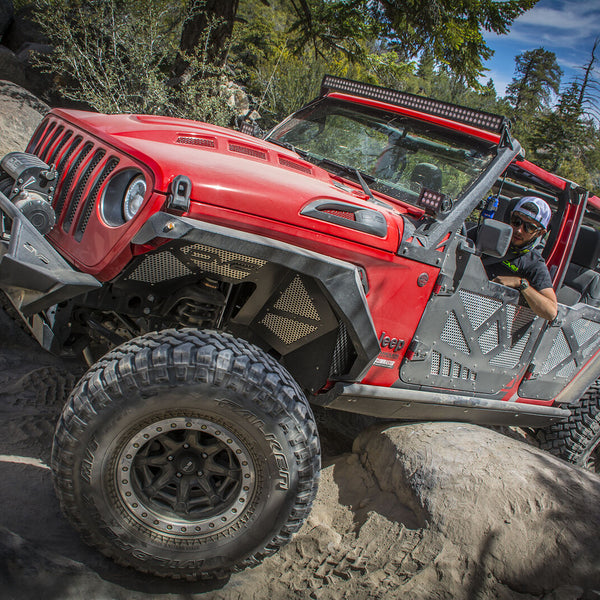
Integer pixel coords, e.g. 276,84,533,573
122,175,146,221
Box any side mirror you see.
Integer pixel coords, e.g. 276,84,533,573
476,218,512,257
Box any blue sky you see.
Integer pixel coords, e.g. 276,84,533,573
482,0,600,97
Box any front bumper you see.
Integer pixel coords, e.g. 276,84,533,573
0,191,100,316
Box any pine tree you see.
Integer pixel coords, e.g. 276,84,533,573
506,48,562,119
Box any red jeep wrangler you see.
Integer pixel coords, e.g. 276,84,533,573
1,76,599,579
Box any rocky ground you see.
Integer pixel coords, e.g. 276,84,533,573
0,303,599,600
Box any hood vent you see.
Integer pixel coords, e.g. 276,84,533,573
321,208,356,221
302,199,388,237
229,143,267,160
279,156,312,174
176,136,215,148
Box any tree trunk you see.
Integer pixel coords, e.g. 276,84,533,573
577,37,598,110
174,0,239,77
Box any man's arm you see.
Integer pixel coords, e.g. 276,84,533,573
492,275,558,320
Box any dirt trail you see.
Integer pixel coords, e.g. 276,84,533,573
0,305,599,600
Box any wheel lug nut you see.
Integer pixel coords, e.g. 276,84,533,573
197,471,203,477
183,443,190,449
202,453,208,458
168,455,174,461
176,472,182,478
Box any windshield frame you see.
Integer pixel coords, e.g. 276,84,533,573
266,96,521,260
266,97,500,215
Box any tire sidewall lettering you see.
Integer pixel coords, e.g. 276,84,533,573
73,386,299,565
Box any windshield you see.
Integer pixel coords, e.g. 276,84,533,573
267,98,498,209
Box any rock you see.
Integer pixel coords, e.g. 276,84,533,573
3,5,46,53
0,44,25,86
541,586,585,600
0,42,53,99
353,422,600,594
16,41,53,61
14,41,54,96
0,80,48,157
0,525,171,600
222,80,260,121
0,4,54,101
0,0,13,42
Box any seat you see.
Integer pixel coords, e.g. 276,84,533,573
557,225,600,308
410,163,442,192
494,195,516,223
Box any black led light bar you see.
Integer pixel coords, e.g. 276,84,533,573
320,75,508,134
239,122,255,136
417,188,451,217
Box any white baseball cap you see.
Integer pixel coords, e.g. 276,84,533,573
513,196,552,229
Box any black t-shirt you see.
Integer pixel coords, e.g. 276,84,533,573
483,247,553,291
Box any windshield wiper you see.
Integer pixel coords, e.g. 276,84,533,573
314,157,368,181
268,142,388,207
267,139,310,159
355,169,375,202
314,158,389,207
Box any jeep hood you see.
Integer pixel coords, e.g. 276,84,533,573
51,109,405,252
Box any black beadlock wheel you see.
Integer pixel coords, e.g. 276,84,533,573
51,329,321,580
537,381,600,472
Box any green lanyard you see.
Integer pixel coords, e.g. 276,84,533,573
501,247,530,273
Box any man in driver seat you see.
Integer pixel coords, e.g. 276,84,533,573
484,196,558,321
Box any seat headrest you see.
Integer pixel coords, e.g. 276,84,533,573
411,163,442,192
572,225,600,271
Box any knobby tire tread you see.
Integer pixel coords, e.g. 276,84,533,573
537,381,600,469
52,328,320,580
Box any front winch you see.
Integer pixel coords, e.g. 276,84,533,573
0,152,57,235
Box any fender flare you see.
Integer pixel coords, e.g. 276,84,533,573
132,212,380,380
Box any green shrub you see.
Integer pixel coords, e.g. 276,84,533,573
30,0,236,125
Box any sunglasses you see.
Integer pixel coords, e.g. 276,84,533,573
510,215,541,234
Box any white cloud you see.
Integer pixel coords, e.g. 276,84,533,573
559,57,583,71
510,1,600,42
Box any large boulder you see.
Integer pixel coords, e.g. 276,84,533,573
0,80,48,157
0,0,13,42
352,422,600,594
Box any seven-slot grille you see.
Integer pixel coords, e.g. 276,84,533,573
27,117,122,240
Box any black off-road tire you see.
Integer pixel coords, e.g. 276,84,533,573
0,289,34,341
0,173,12,197
537,381,600,472
51,329,321,580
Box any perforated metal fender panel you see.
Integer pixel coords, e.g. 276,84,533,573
519,303,600,400
400,251,544,396
125,243,267,284
252,273,338,355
